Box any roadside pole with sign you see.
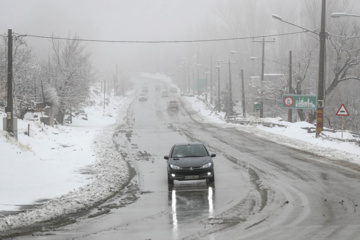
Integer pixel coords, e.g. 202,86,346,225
282,95,317,110
336,104,350,138
281,94,317,127
254,102,261,112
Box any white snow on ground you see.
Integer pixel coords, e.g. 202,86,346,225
0,73,359,232
0,85,133,231
182,96,360,164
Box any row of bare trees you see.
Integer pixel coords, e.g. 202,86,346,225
0,34,95,124
174,0,360,131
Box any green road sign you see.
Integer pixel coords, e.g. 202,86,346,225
282,95,317,110
195,79,207,90
254,102,261,111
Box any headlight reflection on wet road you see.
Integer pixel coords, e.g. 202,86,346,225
170,182,215,238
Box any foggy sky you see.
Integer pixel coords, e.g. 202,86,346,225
1,0,357,77
0,0,225,73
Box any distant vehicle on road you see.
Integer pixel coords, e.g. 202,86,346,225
180,91,194,97
164,142,216,185
138,94,148,102
161,91,169,98
170,87,178,93
142,86,148,93
75,109,88,120
167,100,179,110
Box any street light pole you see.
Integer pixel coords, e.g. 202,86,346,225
272,1,326,137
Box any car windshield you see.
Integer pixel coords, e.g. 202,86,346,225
171,144,208,158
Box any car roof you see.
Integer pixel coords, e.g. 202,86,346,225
173,142,203,147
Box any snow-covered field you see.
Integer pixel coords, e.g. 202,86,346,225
0,73,359,232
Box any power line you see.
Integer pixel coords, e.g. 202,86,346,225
264,42,320,68
14,30,309,44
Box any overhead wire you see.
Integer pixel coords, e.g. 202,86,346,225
13,30,309,44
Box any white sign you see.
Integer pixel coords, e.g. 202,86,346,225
336,104,350,116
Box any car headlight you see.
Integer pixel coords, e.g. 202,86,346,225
170,164,182,170
200,162,212,168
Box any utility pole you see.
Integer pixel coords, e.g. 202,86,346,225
216,62,221,112
260,37,265,118
228,59,233,116
205,67,209,102
271,8,326,131
103,80,106,112
288,51,293,122
210,54,213,105
240,69,246,118
316,0,326,137
115,65,118,96
6,29,13,135
254,37,275,118
187,62,190,92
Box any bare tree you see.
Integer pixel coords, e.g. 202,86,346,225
50,34,95,124
327,28,360,95
0,34,41,119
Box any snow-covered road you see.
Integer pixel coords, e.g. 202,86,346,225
0,73,359,235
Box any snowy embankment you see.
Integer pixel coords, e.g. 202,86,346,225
145,71,360,164
0,90,134,233
181,95,360,166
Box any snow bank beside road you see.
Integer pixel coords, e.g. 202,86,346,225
0,90,134,233
181,96,360,166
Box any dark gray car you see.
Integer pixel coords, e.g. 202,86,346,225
164,143,216,185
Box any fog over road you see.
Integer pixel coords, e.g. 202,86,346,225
18,80,360,240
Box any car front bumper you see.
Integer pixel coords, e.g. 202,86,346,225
168,169,214,181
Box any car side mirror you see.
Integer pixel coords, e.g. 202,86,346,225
164,156,169,160
210,154,216,158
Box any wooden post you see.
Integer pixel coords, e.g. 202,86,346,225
288,51,292,122
240,69,246,118
341,116,344,138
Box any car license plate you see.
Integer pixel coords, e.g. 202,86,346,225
185,175,199,180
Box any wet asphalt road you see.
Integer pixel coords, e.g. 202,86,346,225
14,81,360,240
